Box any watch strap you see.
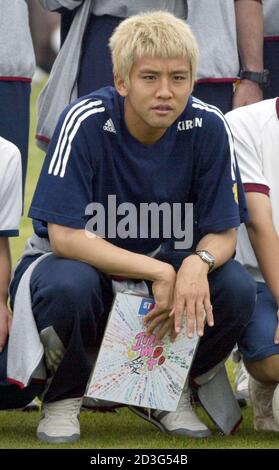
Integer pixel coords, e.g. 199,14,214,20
239,69,270,87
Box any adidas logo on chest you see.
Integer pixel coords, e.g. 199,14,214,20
103,118,116,133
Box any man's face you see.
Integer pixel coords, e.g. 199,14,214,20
116,56,191,144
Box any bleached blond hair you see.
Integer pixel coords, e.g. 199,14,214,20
109,10,199,91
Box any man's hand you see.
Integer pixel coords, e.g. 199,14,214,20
274,308,279,345
144,265,176,341
232,80,263,109
173,255,214,338
0,304,12,351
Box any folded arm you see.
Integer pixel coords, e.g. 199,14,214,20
48,223,176,333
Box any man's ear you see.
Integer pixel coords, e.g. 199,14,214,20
114,75,129,97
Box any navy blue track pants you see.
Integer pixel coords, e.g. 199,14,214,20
8,251,256,404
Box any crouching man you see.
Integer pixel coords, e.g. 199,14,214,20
8,11,255,443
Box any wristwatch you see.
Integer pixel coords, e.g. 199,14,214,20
194,250,215,273
239,69,270,88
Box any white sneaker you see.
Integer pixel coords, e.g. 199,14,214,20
129,386,211,438
82,396,123,412
249,377,279,431
235,359,249,406
37,397,82,443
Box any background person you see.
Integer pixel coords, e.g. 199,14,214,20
36,0,188,148
226,97,279,431
187,0,264,113
0,136,43,410
0,1,36,196
263,0,279,99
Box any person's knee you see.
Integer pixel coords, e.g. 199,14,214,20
245,356,279,384
231,269,256,311
32,260,102,313
214,260,256,320
31,260,105,338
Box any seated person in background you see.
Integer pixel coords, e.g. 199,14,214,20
226,98,279,431
7,11,255,443
0,137,21,354
0,137,43,409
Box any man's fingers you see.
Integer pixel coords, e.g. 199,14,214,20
144,304,170,323
186,314,195,338
155,318,174,342
274,309,279,344
185,300,195,338
144,304,159,323
174,299,185,334
196,301,205,336
169,307,175,318
170,324,178,343
146,312,170,335
204,297,214,327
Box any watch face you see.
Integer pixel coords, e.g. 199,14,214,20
196,250,215,267
203,252,214,264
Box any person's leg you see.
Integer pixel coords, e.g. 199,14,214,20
246,356,279,384
0,343,43,410
29,255,114,404
238,282,279,431
239,283,279,381
0,254,44,410
10,254,114,443
0,81,30,195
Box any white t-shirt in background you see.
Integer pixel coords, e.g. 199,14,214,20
226,98,279,282
0,136,22,236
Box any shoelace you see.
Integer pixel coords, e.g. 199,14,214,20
44,398,82,418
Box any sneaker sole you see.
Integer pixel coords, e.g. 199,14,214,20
128,406,211,438
37,431,80,443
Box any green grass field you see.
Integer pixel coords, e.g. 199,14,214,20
0,405,278,450
4,82,278,449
